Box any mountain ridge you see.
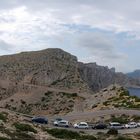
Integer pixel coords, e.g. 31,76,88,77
0,48,139,115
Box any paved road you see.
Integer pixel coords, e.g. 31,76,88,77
0,107,140,134
48,125,140,135
48,109,140,134
60,109,140,121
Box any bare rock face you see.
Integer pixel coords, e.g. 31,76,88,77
78,62,116,91
78,62,140,92
0,49,77,85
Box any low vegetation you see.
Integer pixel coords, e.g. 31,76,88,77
46,128,97,140
13,122,37,133
107,128,118,135
7,90,83,115
102,87,140,109
0,112,8,122
115,136,133,140
0,124,36,140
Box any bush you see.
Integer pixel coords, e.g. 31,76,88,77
120,90,129,97
13,122,37,133
20,100,26,104
116,136,133,140
60,92,78,98
107,128,118,135
46,128,97,140
44,91,53,96
46,128,80,139
41,97,46,101
80,135,97,140
0,112,8,122
103,101,109,106
0,137,10,140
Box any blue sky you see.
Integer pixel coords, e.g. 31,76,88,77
0,0,140,73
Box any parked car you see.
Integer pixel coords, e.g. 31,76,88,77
74,122,89,129
125,122,137,129
137,122,140,127
109,122,124,129
93,123,107,129
31,117,48,124
53,118,63,126
54,120,69,127
53,118,63,125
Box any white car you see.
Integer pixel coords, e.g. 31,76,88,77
109,122,124,129
125,122,137,129
54,119,69,127
53,118,63,126
137,122,140,127
74,122,89,129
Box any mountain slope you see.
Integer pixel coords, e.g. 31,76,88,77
0,48,139,115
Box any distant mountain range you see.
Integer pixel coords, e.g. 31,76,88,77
127,70,140,79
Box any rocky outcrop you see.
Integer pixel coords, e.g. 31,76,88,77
78,62,140,91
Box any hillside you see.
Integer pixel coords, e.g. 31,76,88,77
0,48,139,115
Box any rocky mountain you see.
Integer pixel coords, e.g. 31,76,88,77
127,70,140,79
78,62,140,91
0,48,139,115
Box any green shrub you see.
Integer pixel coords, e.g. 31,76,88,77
46,128,97,140
41,97,46,101
44,91,53,96
60,92,78,98
0,112,8,122
116,136,133,140
11,132,36,140
13,122,37,133
120,90,129,97
103,101,109,106
20,100,26,104
0,137,10,140
107,128,118,135
80,135,97,140
133,96,140,102
46,128,80,139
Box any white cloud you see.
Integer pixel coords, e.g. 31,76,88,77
0,0,139,72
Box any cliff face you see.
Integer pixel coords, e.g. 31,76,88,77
78,62,116,91
78,62,140,91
